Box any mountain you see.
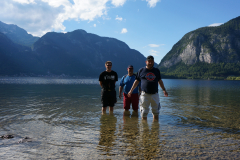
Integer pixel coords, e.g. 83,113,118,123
0,21,39,47
159,16,240,79
32,29,147,77
0,24,147,77
0,32,44,75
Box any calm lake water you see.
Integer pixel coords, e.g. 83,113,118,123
0,77,239,159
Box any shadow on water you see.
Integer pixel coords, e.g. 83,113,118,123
97,114,117,156
96,111,164,159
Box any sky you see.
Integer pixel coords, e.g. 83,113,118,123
0,0,240,64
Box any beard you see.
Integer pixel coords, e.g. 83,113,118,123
147,64,154,69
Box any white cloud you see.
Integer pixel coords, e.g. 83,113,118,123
0,0,120,36
41,0,71,7
0,0,63,36
149,49,159,56
121,28,127,34
116,15,123,21
12,0,35,4
146,0,160,8
208,23,223,27
94,24,96,27
0,0,158,37
147,44,165,48
148,44,159,47
111,0,126,7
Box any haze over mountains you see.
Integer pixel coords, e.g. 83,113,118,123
0,21,39,47
0,21,147,77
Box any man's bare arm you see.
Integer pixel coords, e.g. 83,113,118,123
119,86,123,99
99,81,103,88
158,79,168,97
127,80,140,97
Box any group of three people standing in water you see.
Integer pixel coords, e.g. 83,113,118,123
98,55,168,120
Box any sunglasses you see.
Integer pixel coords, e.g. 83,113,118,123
107,65,112,66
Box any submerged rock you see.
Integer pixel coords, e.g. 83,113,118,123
18,137,32,143
0,135,14,139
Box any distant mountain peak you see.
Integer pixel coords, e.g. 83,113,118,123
73,29,87,34
0,21,39,47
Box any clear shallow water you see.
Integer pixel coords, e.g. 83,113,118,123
0,77,239,159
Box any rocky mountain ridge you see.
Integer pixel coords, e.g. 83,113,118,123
159,16,240,68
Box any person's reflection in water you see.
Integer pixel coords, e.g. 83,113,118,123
139,120,161,159
122,110,140,157
98,113,117,156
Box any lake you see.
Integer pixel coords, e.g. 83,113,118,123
0,77,239,159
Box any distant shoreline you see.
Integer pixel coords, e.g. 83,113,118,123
0,75,97,79
1,75,240,80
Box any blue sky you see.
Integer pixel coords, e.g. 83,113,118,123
0,0,240,64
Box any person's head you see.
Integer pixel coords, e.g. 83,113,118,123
105,61,112,72
146,55,154,69
127,65,134,76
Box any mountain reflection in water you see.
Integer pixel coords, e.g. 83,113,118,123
0,77,239,159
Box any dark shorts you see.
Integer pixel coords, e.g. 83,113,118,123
123,93,139,111
101,90,116,107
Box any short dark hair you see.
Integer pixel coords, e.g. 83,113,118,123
127,65,133,69
105,61,112,65
146,55,154,60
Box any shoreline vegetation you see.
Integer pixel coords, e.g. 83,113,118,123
226,76,240,80
161,74,240,80
161,73,240,80
159,62,240,80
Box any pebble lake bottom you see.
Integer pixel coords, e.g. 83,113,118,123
0,77,239,159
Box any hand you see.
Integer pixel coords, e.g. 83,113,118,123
127,91,132,97
119,94,122,99
163,90,168,97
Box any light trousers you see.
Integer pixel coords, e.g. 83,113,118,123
139,91,161,118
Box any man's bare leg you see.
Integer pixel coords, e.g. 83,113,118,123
123,110,130,117
132,110,138,117
109,107,113,114
142,117,147,120
102,107,107,114
153,115,159,121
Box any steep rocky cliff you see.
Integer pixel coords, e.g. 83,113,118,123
159,16,240,68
